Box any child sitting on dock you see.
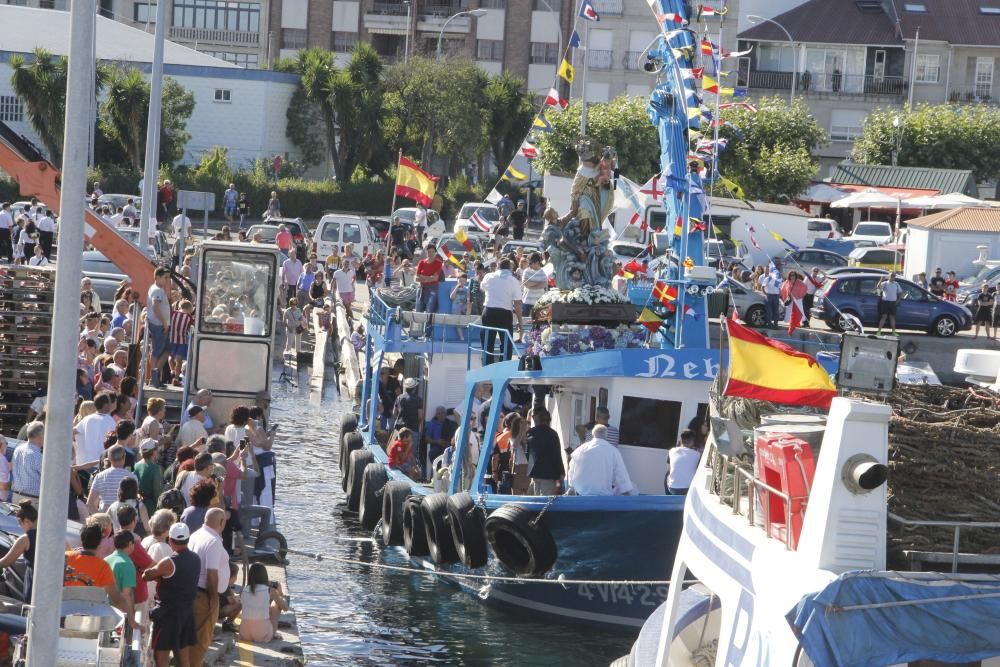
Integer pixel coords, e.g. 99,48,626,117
388,428,420,480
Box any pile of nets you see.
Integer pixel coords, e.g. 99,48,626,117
861,384,1000,561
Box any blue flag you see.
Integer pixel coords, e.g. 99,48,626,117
579,0,600,21
569,30,581,48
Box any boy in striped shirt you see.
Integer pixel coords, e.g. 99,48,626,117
168,300,195,387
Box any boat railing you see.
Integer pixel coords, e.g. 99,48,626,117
888,513,1000,573
368,292,391,338
466,323,521,370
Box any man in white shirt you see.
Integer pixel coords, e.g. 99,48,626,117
35,209,56,259
147,267,172,387
332,259,356,307
178,406,209,448
757,264,782,329
182,389,216,430
122,198,138,221
0,202,12,261
480,258,522,365
664,429,700,495
172,211,191,239
520,252,548,316
568,425,636,496
414,202,427,242
188,508,228,666
73,392,117,467
280,248,304,304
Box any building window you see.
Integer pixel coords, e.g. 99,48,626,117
830,109,866,142
281,28,307,49
332,31,358,53
533,0,560,10
133,2,156,22
914,54,939,83
530,42,559,65
214,88,232,103
480,0,505,7
903,2,927,11
0,96,23,123
3,0,28,6
980,6,1000,14
205,51,259,67
172,0,261,32
476,39,504,61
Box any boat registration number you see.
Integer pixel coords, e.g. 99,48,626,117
576,584,669,606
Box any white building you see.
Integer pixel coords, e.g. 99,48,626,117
0,5,299,167
904,208,1000,280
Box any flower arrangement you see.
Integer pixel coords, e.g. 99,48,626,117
523,323,648,357
533,285,628,312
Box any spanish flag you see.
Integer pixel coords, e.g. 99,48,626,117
558,59,575,84
724,317,836,408
395,156,438,207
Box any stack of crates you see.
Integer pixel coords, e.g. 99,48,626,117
0,264,54,436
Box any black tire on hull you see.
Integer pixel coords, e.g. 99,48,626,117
403,497,429,557
485,504,558,576
340,432,364,492
421,493,459,565
359,463,389,530
447,492,488,568
381,481,412,546
346,449,375,512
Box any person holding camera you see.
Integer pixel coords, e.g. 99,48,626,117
239,562,289,643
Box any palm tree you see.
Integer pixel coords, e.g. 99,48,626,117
99,65,151,170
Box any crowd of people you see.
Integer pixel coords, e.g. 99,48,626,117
0,199,57,264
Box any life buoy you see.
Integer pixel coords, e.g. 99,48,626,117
359,463,389,530
340,432,364,492
485,504,558,576
346,449,374,512
420,493,458,565
447,492,488,568
381,481,411,547
402,497,429,556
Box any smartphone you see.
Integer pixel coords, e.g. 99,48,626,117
240,438,248,450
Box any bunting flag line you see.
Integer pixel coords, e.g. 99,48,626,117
639,307,663,332
683,304,698,319
700,39,714,55
691,218,707,232
569,30,581,48
769,229,800,252
699,4,727,15
653,281,678,310
672,47,694,60
470,210,491,232
502,165,528,182
485,188,502,204
438,244,465,269
579,0,600,21
454,227,478,258
519,140,539,159
545,87,568,109
673,215,684,236
616,175,651,232
532,114,554,132
702,74,734,95
719,175,746,199
558,59,575,84
639,173,664,201
719,102,758,112
746,224,762,251
658,12,687,24
720,47,753,59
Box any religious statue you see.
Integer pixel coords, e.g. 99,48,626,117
541,138,617,290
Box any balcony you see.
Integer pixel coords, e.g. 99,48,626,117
417,14,472,32
371,1,409,14
588,49,613,70
422,2,468,15
169,26,260,45
591,0,623,15
624,50,643,71
948,86,998,105
365,2,410,34
747,70,906,98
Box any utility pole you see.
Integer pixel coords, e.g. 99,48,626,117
139,0,169,248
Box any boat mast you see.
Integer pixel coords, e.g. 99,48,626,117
26,0,95,661
580,20,590,134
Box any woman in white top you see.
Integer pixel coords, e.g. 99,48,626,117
239,562,289,643
140,509,177,601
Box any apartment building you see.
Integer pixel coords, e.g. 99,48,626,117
737,0,1000,174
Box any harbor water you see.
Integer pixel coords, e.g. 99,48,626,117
268,363,633,666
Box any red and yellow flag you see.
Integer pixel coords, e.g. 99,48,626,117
438,245,464,269
638,307,663,332
653,280,677,310
454,227,477,258
723,317,836,408
396,156,438,207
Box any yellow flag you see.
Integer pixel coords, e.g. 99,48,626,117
503,165,528,182
719,176,745,199
558,59,575,84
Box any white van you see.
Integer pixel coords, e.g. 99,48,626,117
806,218,844,242
313,214,382,262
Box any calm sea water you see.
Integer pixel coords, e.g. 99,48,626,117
267,364,634,667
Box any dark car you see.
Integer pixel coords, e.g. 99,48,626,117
781,249,848,276
370,218,414,243
812,273,972,337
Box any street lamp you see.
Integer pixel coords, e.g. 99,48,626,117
436,9,488,60
748,14,796,107
535,0,563,76
403,0,411,63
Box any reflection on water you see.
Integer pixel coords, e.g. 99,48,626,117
269,366,633,666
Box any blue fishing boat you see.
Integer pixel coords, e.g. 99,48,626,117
338,0,728,630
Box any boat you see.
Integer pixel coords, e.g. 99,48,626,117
339,0,731,629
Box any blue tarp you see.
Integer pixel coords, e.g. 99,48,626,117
811,238,862,256
788,570,1000,667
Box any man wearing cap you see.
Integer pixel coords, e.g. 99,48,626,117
178,406,209,449
182,388,217,431
87,445,137,512
134,438,164,517
189,508,228,665
142,522,200,665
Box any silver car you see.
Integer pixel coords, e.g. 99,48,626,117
715,277,781,328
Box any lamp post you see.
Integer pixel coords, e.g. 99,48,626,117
403,0,411,63
436,9,488,60
748,14,796,107
536,0,563,75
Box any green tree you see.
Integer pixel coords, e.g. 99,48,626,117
715,97,827,202
852,104,1000,186
484,71,535,175
532,96,660,181
9,48,107,163
287,45,389,179
98,65,195,170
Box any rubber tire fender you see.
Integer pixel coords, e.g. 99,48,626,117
381,481,412,547
253,529,288,562
446,492,488,569
340,413,358,437
420,492,459,565
359,463,389,530
340,432,364,492
402,496,429,557
346,448,375,512
485,504,558,576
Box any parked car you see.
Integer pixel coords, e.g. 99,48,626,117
437,233,484,259
705,238,748,270
96,193,140,213
848,246,904,272
806,218,844,242
824,266,889,278
312,213,381,260
716,277,777,328
369,218,413,244
610,241,651,266
500,240,544,257
812,273,972,337
956,265,1000,305
847,221,894,245
265,217,310,245
781,248,848,275
392,207,445,238
454,203,500,234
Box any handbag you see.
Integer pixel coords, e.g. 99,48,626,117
296,325,304,334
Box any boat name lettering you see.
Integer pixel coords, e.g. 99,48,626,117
636,354,718,380
575,584,668,606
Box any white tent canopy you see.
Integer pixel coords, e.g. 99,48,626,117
903,192,986,209
830,189,903,208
